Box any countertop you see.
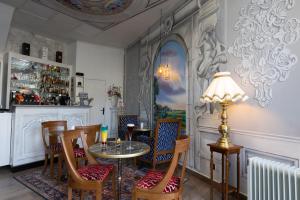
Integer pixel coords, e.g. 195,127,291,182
12,105,92,108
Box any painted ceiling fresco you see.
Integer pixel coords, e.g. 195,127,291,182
55,0,133,15
34,0,168,30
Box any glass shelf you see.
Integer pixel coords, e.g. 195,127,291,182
10,57,70,105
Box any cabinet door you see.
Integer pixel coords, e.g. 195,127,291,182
12,109,58,166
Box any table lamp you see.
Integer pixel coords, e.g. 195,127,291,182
200,72,248,148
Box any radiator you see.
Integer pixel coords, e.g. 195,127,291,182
248,157,300,200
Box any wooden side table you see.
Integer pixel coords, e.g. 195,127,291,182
207,143,243,200
132,128,151,140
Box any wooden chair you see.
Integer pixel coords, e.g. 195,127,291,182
60,129,116,200
75,124,101,147
133,135,190,200
41,120,67,179
137,118,181,169
74,124,101,166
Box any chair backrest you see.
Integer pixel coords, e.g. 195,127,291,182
75,124,101,147
41,120,67,148
60,130,87,182
118,115,138,140
154,118,181,154
151,135,190,193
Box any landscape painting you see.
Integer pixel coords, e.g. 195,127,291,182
153,40,187,133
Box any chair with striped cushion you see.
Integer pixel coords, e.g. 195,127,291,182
133,135,190,200
137,118,181,169
60,129,116,200
118,115,138,140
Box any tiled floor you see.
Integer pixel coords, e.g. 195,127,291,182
0,166,233,200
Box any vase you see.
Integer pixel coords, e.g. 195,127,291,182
111,95,119,108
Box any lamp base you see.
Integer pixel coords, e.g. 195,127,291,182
216,136,232,148
216,102,233,148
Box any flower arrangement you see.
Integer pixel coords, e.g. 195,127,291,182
107,85,121,98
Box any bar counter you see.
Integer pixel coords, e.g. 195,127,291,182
10,105,91,167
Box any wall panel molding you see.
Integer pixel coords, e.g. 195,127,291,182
198,125,300,144
196,123,300,193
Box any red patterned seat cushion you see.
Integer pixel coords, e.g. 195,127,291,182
77,164,114,181
49,143,62,153
136,170,180,193
73,147,86,158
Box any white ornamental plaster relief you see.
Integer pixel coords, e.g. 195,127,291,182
229,0,300,107
194,23,227,123
138,47,152,125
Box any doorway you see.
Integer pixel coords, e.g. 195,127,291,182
84,78,106,124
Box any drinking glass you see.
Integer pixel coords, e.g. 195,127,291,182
101,126,108,146
126,123,135,150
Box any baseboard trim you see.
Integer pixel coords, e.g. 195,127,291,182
10,158,58,173
186,167,247,200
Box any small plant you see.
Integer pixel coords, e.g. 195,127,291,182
107,85,121,98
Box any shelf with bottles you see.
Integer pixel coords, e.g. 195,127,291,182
8,54,71,106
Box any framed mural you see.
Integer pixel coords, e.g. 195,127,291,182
153,37,188,133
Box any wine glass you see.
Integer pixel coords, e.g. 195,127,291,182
126,123,135,150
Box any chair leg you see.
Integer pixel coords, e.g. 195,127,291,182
57,153,63,181
67,186,72,200
152,160,156,170
50,153,54,178
80,190,84,200
75,158,80,169
95,187,102,200
132,189,137,200
42,153,48,174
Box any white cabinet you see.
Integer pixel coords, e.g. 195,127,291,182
0,113,11,166
11,106,90,167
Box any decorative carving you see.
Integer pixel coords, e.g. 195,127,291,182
138,48,152,125
194,24,227,123
163,15,174,36
228,0,300,107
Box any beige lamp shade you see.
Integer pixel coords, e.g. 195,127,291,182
201,72,248,103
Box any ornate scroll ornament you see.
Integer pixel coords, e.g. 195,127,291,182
138,51,151,124
228,0,300,107
163,15,174,36
194,24,227,123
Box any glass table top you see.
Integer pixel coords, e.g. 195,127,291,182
88,141,150,159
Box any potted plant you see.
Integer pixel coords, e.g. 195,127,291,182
107,85,121,107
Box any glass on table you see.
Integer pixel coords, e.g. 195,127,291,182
126,123,135,150
101,126,108,146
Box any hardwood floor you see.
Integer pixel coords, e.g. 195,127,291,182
0,166,232,200
0,167,42,200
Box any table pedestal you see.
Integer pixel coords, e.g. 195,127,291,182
117,158,122,200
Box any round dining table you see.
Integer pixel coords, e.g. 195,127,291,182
88,141,150,200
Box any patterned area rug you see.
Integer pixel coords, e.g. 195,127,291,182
14,161,147,200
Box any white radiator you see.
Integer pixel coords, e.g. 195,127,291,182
248,157,300,200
